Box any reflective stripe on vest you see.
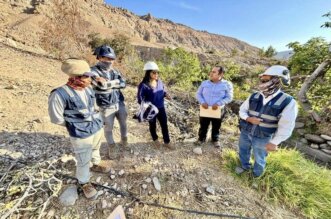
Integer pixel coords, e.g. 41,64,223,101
61,85,98,123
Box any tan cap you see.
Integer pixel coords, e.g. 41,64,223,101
61,59,91,77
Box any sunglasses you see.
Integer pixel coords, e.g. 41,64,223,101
260,79,271,83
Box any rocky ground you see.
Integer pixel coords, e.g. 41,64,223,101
0,43,302,219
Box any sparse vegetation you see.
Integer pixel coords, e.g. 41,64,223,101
40,0,90,59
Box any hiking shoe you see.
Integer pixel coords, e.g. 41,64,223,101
108,143,119,160
91,160,111,173
152,140,161,148
81,183,97,199
194,140,204,146
235,166,248,175
164,142,175,150
213,141,221,148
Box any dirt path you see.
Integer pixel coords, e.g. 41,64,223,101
0,44,301,218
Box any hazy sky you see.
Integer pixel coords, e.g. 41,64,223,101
106,0,331,51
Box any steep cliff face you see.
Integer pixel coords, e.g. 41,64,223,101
0,0,260,59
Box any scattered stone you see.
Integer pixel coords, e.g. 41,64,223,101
321,135,331,141
205,186,215,195
33,118,43,123
59,185,78,206
103,182,109,187
96,177,101,183
60,154,75,163
193,147,202,155
97,190,104,196
107,203,112,208
0,143,5,147
117,195,122,198
184,202,189,206
296,129,306,136
5,85,17,90
202,183,208,188
110,175,115,180
145,177,152,183
152,177,161,191
118,170,125,176
101,199,108,209
295,122,304,129
310,144,319,149
327,141,331,146
322,149,331,155
142,184,147,189
133,151,139,156
127,208,134,215
144,155,151,162
110,169,116,175
300,138,308,144
305,134,325,144
223,201,230,207
320,144,329,150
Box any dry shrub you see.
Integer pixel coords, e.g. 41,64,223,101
40,0,91,60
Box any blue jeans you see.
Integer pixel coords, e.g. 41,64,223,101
238,130,270,177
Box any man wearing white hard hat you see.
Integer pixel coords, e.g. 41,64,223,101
48,59,111,199
236,65,298,177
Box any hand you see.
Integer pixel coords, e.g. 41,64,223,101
201,103,208,109
96,77,106,83
265,142,278,152
165,93,172,100
246,117,262,125
212,104,219,110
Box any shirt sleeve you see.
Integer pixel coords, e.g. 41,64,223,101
196,82,206,104
239,96,250,120
270,99,298,145
48,91,66,126
218,81,233,106
137,83,145,104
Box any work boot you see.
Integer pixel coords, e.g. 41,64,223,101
91,160,111,173
108,143,119,160
120,137,129,150
213,141,221,148
81,183,97,199
164,142,175,150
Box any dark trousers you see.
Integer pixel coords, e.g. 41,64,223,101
198,112,225,142
148,107,170,144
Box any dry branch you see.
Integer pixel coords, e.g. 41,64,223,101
297,59,331,122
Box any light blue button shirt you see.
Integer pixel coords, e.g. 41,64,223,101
196,79,233,106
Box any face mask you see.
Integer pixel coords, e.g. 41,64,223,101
258,76,281,97
98,61,112,70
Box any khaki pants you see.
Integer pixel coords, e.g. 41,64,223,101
70,128,103,184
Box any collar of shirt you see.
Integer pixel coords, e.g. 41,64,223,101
260,89,281,105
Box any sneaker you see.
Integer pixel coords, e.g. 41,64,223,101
91,160,111,173
164,142,175,150
235,166,248,175
213,141,221,148
81,183,97,199
108,143,119,160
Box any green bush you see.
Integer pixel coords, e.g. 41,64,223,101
157,47,202,90
222,149,331,219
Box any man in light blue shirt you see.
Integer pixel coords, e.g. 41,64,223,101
196,66,233,147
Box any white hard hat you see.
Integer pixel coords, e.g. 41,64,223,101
143,61,159,71
261,65,291,85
